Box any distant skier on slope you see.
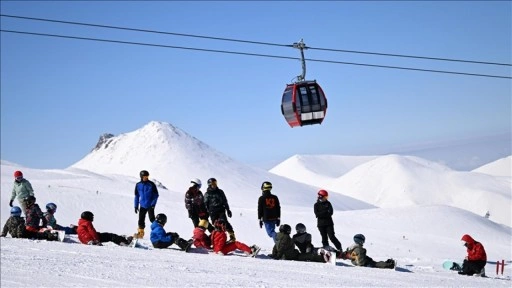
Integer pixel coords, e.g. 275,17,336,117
341,234,395,269
257,181,281,243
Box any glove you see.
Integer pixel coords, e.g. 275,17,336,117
276,218,280,226
259,220,263,229
227,209,232,218
9,200,13,207
150,206,155,210
134,207,139,214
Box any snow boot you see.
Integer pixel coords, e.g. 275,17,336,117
176,238,192,252
134,228,144,239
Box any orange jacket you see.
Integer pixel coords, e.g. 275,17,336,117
77,218,99,244
461,234,487,261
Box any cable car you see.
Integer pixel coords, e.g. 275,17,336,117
281,39,328,128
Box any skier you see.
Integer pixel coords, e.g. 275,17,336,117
150,213,192,251
77,211,133,246
9,170,35,216
270,224,328,263
0,206,57,241
458,234,487,276
257,181,281,243
314,189,342,252
185,178,213,232
134,170,159,239
44,202,77,234
342,234,395,269
192,219,212,249
204,178,236,242
211,219,259,257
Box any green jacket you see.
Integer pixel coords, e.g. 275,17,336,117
271,232,300,260
11,179,34,201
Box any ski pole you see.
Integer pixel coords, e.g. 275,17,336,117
496,260,499,275
501,259,505,275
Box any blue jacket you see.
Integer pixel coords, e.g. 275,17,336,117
134,180,159,209
150,221,173,244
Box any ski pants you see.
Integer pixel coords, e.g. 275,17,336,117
317,225,342,251
138,206,155,229
209,211,234,233
462,259,486,275
99,232,129,245
220,241,251,255
264,220,278,242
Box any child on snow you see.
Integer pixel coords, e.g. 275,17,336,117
257,181,281,243
76,211,132,246
23,196,48,233
1,206,57,241
150,213,192,251
192,219,212,249
44,202,77,235
313,190,342,252
457,234,487,276
270,224,327,263
211,219,259,256
342,234,395,269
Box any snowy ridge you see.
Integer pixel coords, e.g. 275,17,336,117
472,156,511,177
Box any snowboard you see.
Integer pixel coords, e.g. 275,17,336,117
128,238,149,250
251,245,261,258
442,260,462,271
184,239,193,253
56,230,66,242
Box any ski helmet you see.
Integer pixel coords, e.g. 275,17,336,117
14,170,23,179
207,178,217,187
46,202,57,213
261,181,272,191
10,206,22,217
81,211,94,222
295,223,306,234
190,178,202,188
318,189,329,198
198,219,209,229
279,224,292,235
23,195,36,206
140,170,149,178
155,213,167,225
354,234,366,245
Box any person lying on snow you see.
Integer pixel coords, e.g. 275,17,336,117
150,213,192,251
341,234,395,269
211,219,259,256
77,211,133,246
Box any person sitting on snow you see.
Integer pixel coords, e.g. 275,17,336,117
44,202,77,234
458,234,487,276
150,213,191,251
342,234,395,269
1,206,57,241
192,219,212,249
271,224,328,263
211,219,259,256
76,211,133,246
23,196,47,233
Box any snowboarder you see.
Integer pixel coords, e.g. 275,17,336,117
204,178,236,242
150,213,192,251
1,206,57,241
9,170,35,216
211,219,259,256
23,196,47,233
76,211,133,246
292,223,316,254
185,178,213,232
314,189,342,252
342,234,395,269
458,234,487,276
257,181,281,243
270,224,327,263
192,219,212,249
44,202,77,234
134,170,159,239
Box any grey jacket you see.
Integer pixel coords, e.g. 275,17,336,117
11,179,34,201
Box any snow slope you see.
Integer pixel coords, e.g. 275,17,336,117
473,156,512,177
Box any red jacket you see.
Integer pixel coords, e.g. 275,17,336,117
193,227,211,249
77,218,99,244
461,234,487,261
211,230,227,253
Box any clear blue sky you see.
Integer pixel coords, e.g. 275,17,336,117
1,1,510,169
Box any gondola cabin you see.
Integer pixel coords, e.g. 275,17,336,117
281,81,328,128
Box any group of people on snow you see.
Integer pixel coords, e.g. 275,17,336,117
3,170,488,275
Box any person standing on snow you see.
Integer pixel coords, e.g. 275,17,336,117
314,189,342,252
134,170,159,239
185,178,213,232
257,181,281,243
9,170,34,216
458,234,487,276
204,178,235,242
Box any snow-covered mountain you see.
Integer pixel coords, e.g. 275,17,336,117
70,121,372,211
472,155,511,177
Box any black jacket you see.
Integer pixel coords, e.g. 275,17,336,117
257,191,281,221
204,187,230,215
314,199,334,227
